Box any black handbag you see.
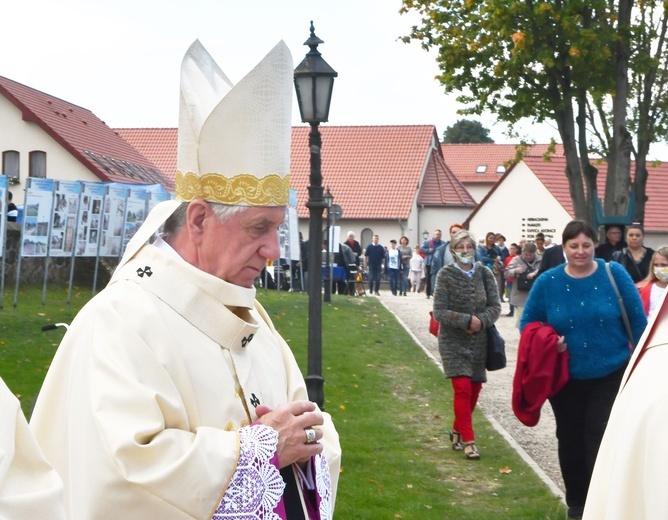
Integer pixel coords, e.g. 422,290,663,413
486,325,506,371
515,258,535,292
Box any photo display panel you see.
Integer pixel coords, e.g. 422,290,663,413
50,181,81,257
99,184,128,257
20,178,55,257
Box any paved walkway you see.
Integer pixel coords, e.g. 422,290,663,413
371,288,566,501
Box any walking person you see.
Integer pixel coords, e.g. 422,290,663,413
430,223,463,295
611,223,655,283
386,239,402,296
398,236,412,296
364,234,385,296
520,220,646,519
433,230,501,460
636,246,668,318
420,229,445,299
505,242,540,326
409,245,424,292
503,243,520,316
30,40,341,519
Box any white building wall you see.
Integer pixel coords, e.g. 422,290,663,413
418,207,473,241
299,219,417,250
465,184,494,204
0,97,99,205
467,161,573,244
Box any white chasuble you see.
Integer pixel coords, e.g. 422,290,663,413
584,290,668,519
0,378,65,518
30,244,340,519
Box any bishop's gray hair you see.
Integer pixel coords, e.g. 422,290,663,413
162,202,250,236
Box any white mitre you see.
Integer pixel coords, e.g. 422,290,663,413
115,40,293,271
176,39,292,205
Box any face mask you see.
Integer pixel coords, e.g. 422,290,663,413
654,266,668,282
455,252,475,264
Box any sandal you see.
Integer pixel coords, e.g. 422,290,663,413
463,442,480,460
449,430,464,451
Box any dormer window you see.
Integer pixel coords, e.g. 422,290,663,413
476,165,487,174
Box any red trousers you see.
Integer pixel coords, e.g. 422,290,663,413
451,377,482,443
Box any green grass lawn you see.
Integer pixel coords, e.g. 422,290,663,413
261,290,566,519
0,285,567,518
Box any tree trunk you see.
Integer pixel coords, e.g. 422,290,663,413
577,94,598,224
605,0,633,218
554,106,587,220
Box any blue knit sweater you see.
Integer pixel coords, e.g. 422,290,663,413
520,259,647,379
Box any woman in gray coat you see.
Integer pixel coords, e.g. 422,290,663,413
433,230,501,459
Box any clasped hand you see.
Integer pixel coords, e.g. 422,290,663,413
466,315,482,334
256,400,324,468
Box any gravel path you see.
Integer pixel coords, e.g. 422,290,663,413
374,289,566,501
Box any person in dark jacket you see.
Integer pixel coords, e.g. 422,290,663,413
594,224,625,261
611,223,654,283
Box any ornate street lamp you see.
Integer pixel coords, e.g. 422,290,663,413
323,188,334,303
294,21,337,408
423,229,430,241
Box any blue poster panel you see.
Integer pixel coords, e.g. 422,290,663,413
74,182,104,257
20,178,55,257
50,181,81,257
147,187,171,213
99,184,128,257
0,175,7,257
122,187,149,253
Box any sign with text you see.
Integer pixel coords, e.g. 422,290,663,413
122,187,149,253
20,178,55,257
521,217,558,240
50,181,81,257
75,182,105,257
99,184,128,257
0,175,7,257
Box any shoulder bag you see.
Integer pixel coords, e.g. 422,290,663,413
486,325,506,371
481,267,506,370
604,262,634,346
515,258,535,292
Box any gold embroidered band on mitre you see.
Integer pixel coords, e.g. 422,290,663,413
176,171,290,206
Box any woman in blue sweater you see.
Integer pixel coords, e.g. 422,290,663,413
520,220,647,520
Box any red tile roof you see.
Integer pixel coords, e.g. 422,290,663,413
292,125,469,219
469,154,668,233
417,148,477,207
115,128,178,183
114,125,457,219
0,75,173,190
442,143,564,184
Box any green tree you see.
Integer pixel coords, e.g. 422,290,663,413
400,0,668,224
443,119,494,143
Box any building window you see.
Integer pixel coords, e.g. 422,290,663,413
476,165,487,173
360,228,373,249
496,165,506,174
29,151,47,178
2,150,20,183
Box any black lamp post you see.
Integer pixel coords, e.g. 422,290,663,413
294,21,337,408
323,188,334,303
423,229,430,242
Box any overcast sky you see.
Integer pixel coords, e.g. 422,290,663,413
3,0,667,159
